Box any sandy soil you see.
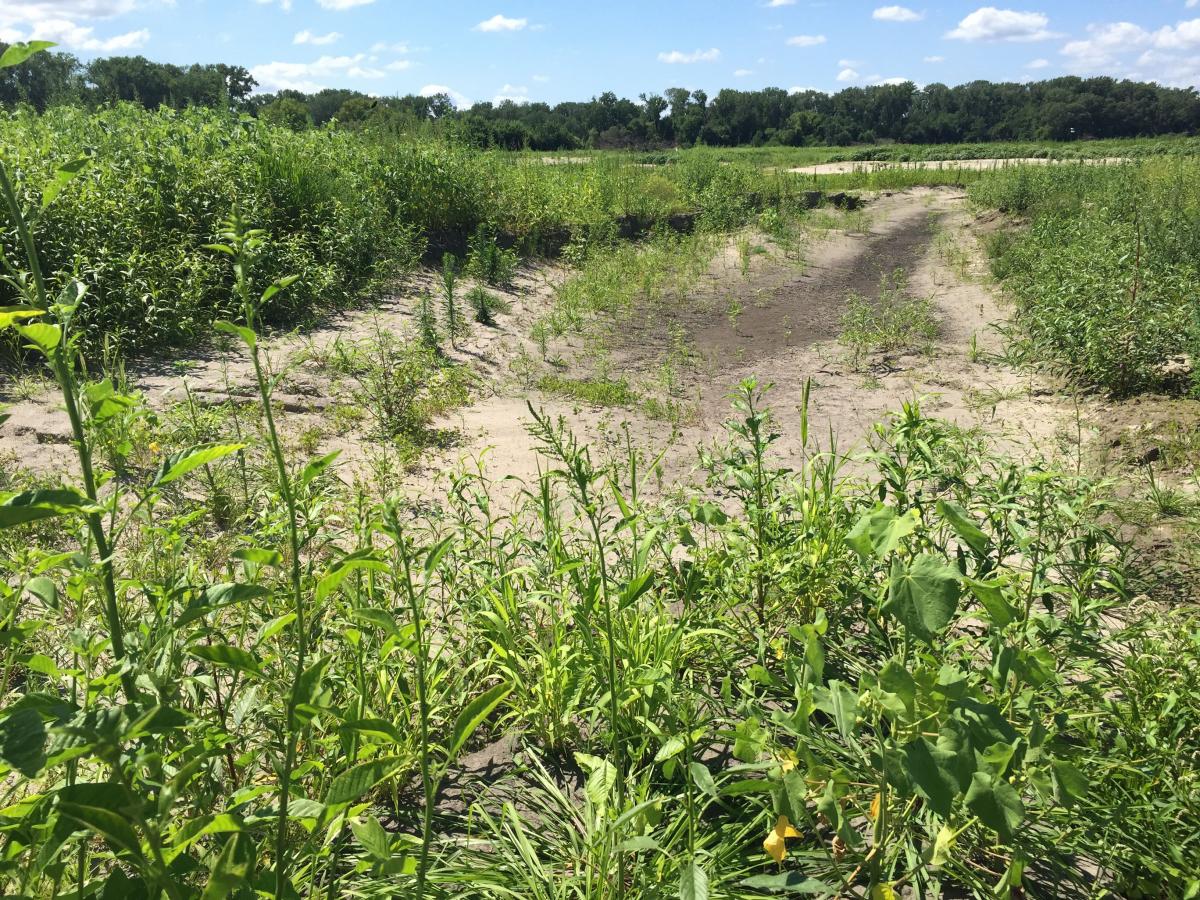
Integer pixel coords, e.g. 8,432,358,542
787,157,1129,176
427,187,1092,497
0,187,1093,501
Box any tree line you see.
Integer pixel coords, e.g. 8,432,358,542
3,44,1198,149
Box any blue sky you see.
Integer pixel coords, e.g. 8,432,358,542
3,2,1199,104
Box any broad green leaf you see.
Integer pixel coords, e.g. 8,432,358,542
814,681,858,740
846,505,919,560
449,681,511,758
0,708,46,777
176,582,270,627
0,306,44,330
884,554,961,642
200,833,252,900
575,753,618,808
936,500,989,556
189,644,264,677
931,823,956,866
655,735,687,764
0,489,93,530
900,737,958,817
740,872,831,894
1051,759,1089,806
340,718,404,744
58,801,144,858
232,547,283,568
154,444,246,487
290,655,332,728
169,813,244,856
41,157,91,210
325,756,406,805
0,42,55,69
877,659,917,719
260,275,299,305
689,762,718,799
350,816,391,862
23,576,58,608
299,451,341,488
14,322,61,352
315,552,388,603
214,320,256,349
964,772,1024,840
679,859,709,900
347,607,402,639
966,577,1016,628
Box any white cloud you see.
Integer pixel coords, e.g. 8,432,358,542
947,7,1056,42
494,83,530,104
385,59,413,71
532,73,550,82
1026,57,1049,68
924,55,945,62
658,48,721,63
1189,0,1198,7
789,85,825,93
475,14,527,32
251,54,384,92
837,67,860,81
316,0,374,8
421,83,471,108
3,16,149,50
786,34,827,47
766,0,796,5
1058,18,1200,85
734,68,753,77
294,29,340,45
873,6,923,22
254,0,293,11
370,41,411,53
0,0,142,19
838,58,862,67
874,76,910,85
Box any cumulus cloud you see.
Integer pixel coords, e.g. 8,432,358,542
294,29,340,45
385,59,413,71
251,54,387,92
1059,18,1200,85
873,6,923,22
947,7,1056,42
766,0,796,6
837,67,860,81
494,83,530,104
789,85,825,93
475,14,527,32
658,48,721,63
421,83,471,108
786,34,827,47
2,17,148,50
316,0,375,8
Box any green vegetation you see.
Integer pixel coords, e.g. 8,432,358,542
3,43,1200,900
972,158,1200,396
840,270,939,370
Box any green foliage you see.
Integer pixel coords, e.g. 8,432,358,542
973,159,1200,396
466,222,519,287
840,269,938,370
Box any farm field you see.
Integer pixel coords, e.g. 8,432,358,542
3,46,1200,900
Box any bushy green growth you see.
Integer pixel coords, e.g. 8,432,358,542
416,291,440,351
439,253,468,347
972,159,1200,396
538,374,634,407
466,285,509,326
840,269,939,369
466,223,519,287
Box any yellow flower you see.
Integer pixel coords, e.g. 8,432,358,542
869,884,896,900
149,441,161,454
869,792,881,821
778,750,797,774
763,814,801,863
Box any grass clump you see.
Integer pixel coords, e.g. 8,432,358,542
840,269,939,369
538,374,635,407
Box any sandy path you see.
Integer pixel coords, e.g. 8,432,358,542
427,187,1089,496
0,187,1088,500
